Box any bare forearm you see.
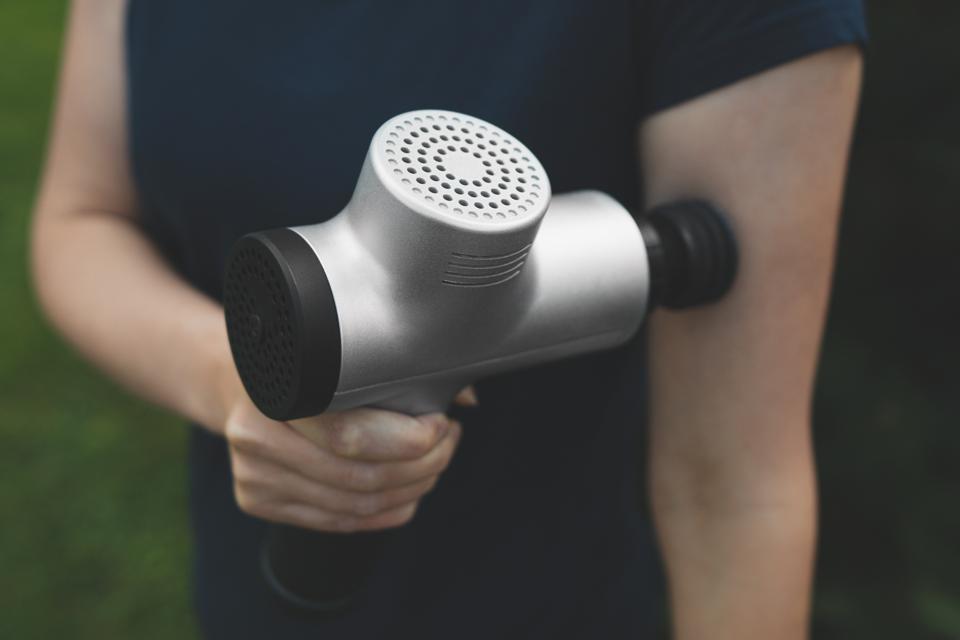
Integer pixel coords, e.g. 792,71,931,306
652,423,817,639
31,207,234,433
649,304,822,640
31,0,237,434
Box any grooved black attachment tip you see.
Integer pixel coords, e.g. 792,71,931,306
223,229,341,421
637,201,739,310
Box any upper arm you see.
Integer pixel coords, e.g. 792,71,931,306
641,46,863,475
34,0,135,222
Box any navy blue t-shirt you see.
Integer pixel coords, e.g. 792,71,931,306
126,1,866,637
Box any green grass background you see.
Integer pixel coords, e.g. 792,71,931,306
1,1,957,638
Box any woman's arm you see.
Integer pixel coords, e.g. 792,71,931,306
31,0,461,534
640,46,863,639
31,0,235,432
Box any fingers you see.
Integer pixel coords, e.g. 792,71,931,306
227,404,461,488
224,397,464,533
292,410,453,462
230,449,439,518
285,419,462,493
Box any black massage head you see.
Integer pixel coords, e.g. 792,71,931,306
637,200,739,310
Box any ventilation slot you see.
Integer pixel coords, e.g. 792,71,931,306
442,245,531,287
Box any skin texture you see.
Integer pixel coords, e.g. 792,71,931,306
31,0,862,635
641,47,863,639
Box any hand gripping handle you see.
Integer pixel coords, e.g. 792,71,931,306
260,385,463,615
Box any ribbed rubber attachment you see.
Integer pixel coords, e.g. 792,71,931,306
638,201,738,309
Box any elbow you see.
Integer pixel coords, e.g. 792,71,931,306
28,200,90,335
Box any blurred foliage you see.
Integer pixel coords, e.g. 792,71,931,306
0,1,956,639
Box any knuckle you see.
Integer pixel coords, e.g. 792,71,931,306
230,455,256,485
223,410,247,437
432,448,456,475
388,503,418,527
226,421,267,457
233,486,263,517
223,419,246,446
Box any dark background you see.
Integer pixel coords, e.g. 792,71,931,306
811,2,960,637
0,2,956,638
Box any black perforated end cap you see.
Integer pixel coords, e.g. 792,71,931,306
223,229,341,420
637,201,739,309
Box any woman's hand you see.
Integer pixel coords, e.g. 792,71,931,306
222,386,472,532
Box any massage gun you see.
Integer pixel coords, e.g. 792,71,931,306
223,109,737,613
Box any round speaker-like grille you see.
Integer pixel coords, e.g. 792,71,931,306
375,110,550,224
224,240,299,416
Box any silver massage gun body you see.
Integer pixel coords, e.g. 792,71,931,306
223,110,737,613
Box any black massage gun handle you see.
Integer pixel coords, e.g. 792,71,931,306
262,524,397,615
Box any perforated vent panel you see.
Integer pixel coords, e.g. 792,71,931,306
224,239,300,417
375,110,550,224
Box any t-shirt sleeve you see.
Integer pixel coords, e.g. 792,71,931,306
636,0,868,116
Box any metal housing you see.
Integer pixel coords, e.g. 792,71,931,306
287,110,649,414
